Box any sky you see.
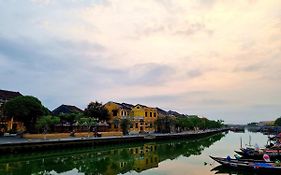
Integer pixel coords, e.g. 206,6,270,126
0,0,280,124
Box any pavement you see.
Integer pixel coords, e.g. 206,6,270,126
0,128,227,145
0,136,29,144
0,134,145,145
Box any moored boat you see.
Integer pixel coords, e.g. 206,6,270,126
210,156,281,173
235,147,281,160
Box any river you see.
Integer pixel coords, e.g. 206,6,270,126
0,130,270,175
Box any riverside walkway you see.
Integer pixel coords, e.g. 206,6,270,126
0,128,228,154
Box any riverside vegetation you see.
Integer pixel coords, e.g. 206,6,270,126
2,95,225,135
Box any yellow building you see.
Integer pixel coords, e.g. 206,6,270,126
104,102,158,134
131,104,158,134
104,102,132,132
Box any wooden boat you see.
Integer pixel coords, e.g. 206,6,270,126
210,156,281,173
235,147,281,160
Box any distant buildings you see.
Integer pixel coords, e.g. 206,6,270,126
257,121,275,126
52,104,83,116
1,89,183,134
0,89,22,114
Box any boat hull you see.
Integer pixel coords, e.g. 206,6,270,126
236,148,281,160
210,156,281,173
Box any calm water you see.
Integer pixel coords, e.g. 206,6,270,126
0,131,269,175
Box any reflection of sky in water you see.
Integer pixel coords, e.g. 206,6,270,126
122,131,268,175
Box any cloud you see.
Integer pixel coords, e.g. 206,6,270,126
186,69,204,78
31,0,52,6
175,22,213,37
127,63,175,85
233,62,265,72
0,0,281,123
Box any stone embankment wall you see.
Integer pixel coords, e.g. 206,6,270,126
0,129,228,154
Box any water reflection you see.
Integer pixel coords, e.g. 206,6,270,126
0,133,225,175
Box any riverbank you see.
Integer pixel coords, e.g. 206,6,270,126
0,128,228,154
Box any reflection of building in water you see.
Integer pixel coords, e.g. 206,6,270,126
0,133,225,175
131,143,159,172
102,143,159,175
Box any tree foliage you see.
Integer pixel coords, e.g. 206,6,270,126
175,116,224,131
3,96,48,133
156,115,176,133
84,101,109,121
120,119,130,135
59,112,83,131
77,117,97,131
36,115,60,133
275,117,281,126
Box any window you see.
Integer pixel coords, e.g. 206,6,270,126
154,113,156,117
135,123,138,128
145,112,147,117
150,112,152,117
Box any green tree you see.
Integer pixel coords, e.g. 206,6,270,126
189,116,204,129
3,96,48,133
175,117,193,131
120,119,130,135
77,117,97,136
156,115,176,133
84,101,109,121
275,117,281,126
36,115,60,133
59,112,83,132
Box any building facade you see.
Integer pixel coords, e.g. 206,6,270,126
104,102,132,132
130,104,158,134
0,89,24,133
104,102,158,134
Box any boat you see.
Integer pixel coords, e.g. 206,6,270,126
235,147,281,160
210,156,281,173
230,126,245,133
144,134,156,140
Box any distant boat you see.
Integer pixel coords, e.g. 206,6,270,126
230,126,245,132
144,134,156,140
210,156,281,173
